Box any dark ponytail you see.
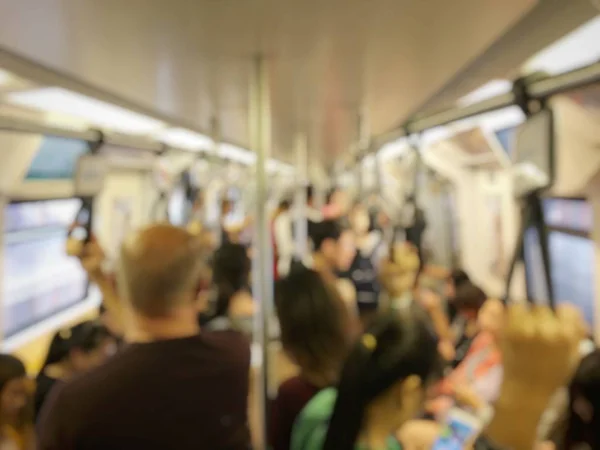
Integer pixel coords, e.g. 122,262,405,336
322,311,442,450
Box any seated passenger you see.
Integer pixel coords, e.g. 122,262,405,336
428,298,505,418
449,283,487,368
38,225,251,450
0,355,33,450
270,268,355,450
444,268,471,322
290,312,442,450
34,321,114,418
199,242,254,334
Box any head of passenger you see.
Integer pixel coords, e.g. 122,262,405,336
477,298,505,337
0,355,29,429
310,220,355,274
306,185,315,207
273,199,291,220
564,349,600,450
322,312,442,450
210,242,252,321
221,199,233,217
116,224,208,339
445,269,470,300
453,283,487,321
349,203,370,236
275,268,353,385
42,321,114,374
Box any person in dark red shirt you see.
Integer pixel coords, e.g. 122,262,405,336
270,268,355,450
37,224,251,450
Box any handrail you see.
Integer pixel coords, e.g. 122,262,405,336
371,61,600,155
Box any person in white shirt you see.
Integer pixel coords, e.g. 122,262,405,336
273,200,294,278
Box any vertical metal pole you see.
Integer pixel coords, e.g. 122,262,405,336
249,54,272,446
294,132,308,259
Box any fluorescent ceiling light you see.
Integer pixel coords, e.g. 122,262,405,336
524,16,600,75
458,80,512,106
267,159,295,174
7,87,164,134
218,143,256,165
158,128,214,151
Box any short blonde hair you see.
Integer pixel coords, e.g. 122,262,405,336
117,224,208,317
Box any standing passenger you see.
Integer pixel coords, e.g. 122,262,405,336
343,203,385,326
270,268,354,450
273,199,294,279
38,225,251,450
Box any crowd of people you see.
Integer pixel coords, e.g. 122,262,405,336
0,186,597,450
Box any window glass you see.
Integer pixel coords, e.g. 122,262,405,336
524,202,595,328
548,231,595,327
25,137,89,180
494,127,517,157
2,199,88,337
543,198,592,233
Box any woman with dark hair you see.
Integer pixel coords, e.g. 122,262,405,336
450,282,488,368
446,269,471,322
199,242,254,334
0,355,33,450
34,321,114,418
270,268,355,450
291,310,442,450
273,199,293,279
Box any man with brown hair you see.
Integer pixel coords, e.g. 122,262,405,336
38,224,251,450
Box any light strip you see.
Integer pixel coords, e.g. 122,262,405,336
458,80,512,107
524,16,600,76
157,127,214,151
218,143,256,165
7,87,165,134
267,159,295,174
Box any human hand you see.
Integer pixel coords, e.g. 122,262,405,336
77,238,106,277
438,339,456,361
453,384,484,410
417,288,442,312
499,303,585,402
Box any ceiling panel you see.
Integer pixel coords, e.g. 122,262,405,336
0,0,539,165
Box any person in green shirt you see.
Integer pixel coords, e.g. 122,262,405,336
291,310,443,450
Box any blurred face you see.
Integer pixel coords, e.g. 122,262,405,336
445,280,456,299
336,230,356,271
477,299,505,336
350,207,370,235
1,377,28,422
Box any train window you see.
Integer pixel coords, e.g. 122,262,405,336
2,199,89,338
494,126,517,157
25,137,89,180
523,198,595,326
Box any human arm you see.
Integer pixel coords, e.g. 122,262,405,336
77,240,124,333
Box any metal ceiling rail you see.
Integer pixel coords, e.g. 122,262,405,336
372,60,600,154
0,114,239,163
